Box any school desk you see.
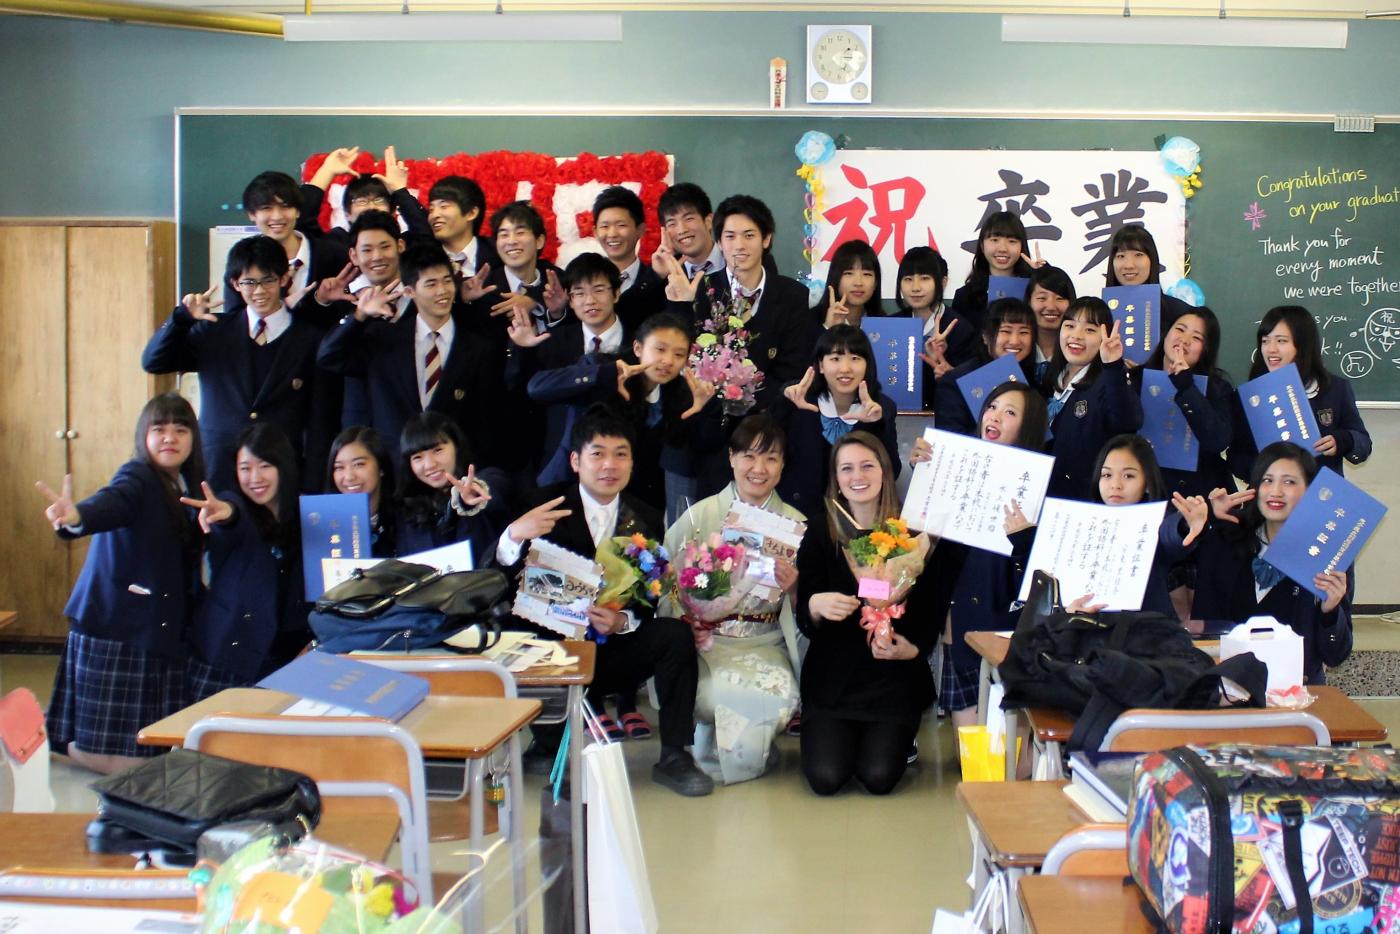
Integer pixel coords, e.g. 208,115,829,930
957,780,1095,934
0,810,399,911
1017,875,1153,934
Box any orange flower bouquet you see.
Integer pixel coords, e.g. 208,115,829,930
841,517,931,650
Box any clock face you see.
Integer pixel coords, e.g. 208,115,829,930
812,28,868,85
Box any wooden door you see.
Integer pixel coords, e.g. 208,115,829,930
0,227,72,640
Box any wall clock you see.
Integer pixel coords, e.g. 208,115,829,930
806,24,872,105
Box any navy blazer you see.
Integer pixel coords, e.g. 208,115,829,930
191,498,308,680
142,305,333,491
505,317,633,395
1130,366,1236,500
940,528,1034,672
1227,373,1371,482
298,183,436,253
615,263,667,333
889,306,981,380
1044,360,1144,500
395,466,513,562
1191,524,1353,683
59,461,199,659
771,390,902,517
316,305,497,464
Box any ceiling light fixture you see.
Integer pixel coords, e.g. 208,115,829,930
1002,13,1347,49
283,1,621,43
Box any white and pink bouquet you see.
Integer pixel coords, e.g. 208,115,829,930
671,533,757,650
690,290,765,416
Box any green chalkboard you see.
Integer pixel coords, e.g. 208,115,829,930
176,113,1400,401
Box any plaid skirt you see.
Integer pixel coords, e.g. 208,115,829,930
186,657,253,705
939,654,981,714
47,630,188,759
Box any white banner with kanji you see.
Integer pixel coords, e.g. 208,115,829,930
811,150,1187,300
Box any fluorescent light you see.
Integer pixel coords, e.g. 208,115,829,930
283,12,622,42
1002,14,1347,49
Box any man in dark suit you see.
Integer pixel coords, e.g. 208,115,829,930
661,193,822,496
493,407,711,796
316,243,497,464
426,175,500,279
592,186,665,332
142,235,333,490
299,144,434,254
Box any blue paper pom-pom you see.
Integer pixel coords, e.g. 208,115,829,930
1166,278,1205,307
795,131,836,167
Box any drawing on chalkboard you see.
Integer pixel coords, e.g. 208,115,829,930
1243,202,1268,231
960,169,1064,253
1071,170,1170,273
1362,308,1400,366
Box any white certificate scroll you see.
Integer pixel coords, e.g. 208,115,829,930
900,428,1054,555
1017,499,1168,610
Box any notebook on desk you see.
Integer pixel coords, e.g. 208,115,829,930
258,652,429,720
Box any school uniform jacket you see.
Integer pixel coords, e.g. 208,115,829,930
770,389,902,517
192,498,307,680
939,529,1034,673
1130,366,1236,500
220,231,348,331
1226,374,1371,482
615,262,667,333
141,304,333,491
504,318,633,395
394,467,514,562
58,461,198,659
298,183,436,253
1191,525,1353,683
794,520,956,724
1044,360,1144,500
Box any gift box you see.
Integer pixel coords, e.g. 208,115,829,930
1219,616,1303,693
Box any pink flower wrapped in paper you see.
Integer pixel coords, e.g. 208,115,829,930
690,291,765,417
840,517,931,649
670,532,757,650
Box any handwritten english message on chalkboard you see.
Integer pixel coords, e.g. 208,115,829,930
1249,165,1400,389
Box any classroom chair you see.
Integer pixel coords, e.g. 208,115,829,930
1040,824,1130,876
1100,708,1330,752
184,715,434,903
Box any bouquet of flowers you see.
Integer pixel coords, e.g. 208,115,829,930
690,289,765,416
671,533,756,650
196,835,440,933
841,515,931,650
585,533,668,644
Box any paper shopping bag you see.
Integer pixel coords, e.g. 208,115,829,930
583,741,658,934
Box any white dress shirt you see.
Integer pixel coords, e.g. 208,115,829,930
727,267,767,321
447,239,480,276
618,258,641,294
246,305,292,343
585,316,625,356
414,314,456,410
684,243,724,278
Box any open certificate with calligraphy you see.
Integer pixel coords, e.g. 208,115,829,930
1239,363,1321,450
299,493,371,598
1139,369,1207,471
512,539,603,639
901,427,1053,556
1102,285,1160,365
860,316,923,411
1017,499,1167,610
721,500,807,600
1262,467,1387,599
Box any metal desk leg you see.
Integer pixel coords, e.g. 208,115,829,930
568,684,587,934
467,758,487,932
976,658,992,727
1004,708,1020,782
508,733,528,934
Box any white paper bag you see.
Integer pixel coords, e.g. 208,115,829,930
1219,616,1304,693
583,742,658,934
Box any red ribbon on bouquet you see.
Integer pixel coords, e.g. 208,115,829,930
860,601,905,651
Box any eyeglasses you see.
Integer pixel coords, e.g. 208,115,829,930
350,197,390,209
568,285,615,300
236,276,280,291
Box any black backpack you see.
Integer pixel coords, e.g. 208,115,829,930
997,572,1268,751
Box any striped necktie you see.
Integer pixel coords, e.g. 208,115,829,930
252,318,268,346
424,332,442,401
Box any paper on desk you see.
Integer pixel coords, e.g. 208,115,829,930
901,428,1053,555
1017,498,1167,611
0,903,199,932
282,698,371,717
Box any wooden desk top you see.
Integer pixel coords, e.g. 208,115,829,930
956,781,1091,868
137,688,541,758
1018,875,1152,934
0,811,399,910
1026,685,1387,745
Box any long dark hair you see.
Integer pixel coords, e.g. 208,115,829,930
326,425,395,528
1248,305,1330,390
979,382,1048,453
814,240,885,321
1044,297,1114,394
1145,305,1230,384
1224,441,1319,560
1102,224,1163,287
398,412,471,529
895,246,948,313
134,392,205,548
233,423,300,548
823,430,901,546
966,211,1033,286
807,325,884,402
1089,434,1164,504
1024,264,1076,304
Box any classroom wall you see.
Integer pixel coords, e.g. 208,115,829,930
4,10,1400,603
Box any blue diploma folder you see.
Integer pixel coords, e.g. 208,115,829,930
860,316,924,411
1102,285,1161,366
1139,369,1207,472
1238,363,1322,451
1262,467,1387,599
299,493,372,598
957,354,1026,421
988,275,1030,304
259,652,429,721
